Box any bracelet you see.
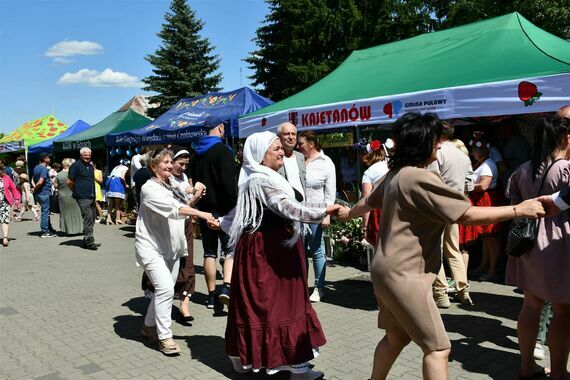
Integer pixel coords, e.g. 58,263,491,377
513,206,517,218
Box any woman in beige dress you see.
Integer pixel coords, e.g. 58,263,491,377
339,113,545,380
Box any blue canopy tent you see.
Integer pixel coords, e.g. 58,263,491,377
28,120,91,154
106,87,272,146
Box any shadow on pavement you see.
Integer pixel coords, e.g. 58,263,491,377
113,314,157,351
178,335,293,379
444,313,519,378
59,239,84,247
26,231,43,237
462,291,522,321
122,296,149,315
118,226,135,238
321,278,377,311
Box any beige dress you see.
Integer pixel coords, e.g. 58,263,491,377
367,167,470,351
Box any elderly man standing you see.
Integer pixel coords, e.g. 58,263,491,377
68,147,99,251
190,116,238,310
428,121,474,307
277,122,306,198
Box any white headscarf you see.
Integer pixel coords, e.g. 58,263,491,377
228,131,298,248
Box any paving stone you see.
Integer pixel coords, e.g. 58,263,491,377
1,215,568,379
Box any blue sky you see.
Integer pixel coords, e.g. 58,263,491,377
0,0,269,133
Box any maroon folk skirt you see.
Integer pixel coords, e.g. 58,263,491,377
226,227,326,370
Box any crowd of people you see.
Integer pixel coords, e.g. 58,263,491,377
1,106,568,380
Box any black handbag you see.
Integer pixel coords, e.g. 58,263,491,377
506,159,560,257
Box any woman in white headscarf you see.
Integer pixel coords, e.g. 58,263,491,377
209,131,339,380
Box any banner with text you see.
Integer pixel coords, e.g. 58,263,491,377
239,73,570,137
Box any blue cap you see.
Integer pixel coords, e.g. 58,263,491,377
203,115,225,129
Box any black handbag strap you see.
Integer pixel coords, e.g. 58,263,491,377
536,158,563,197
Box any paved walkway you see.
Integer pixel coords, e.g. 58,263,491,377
0,215,566,379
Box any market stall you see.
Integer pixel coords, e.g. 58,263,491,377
239,12,570,137
28,119,91,154
0,115,68,153
106,87,272,146
53,110,151,152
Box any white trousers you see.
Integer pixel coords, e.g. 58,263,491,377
143,255,180,340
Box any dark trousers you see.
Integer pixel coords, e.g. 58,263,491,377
77,198,96,246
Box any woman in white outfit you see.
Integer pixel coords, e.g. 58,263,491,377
135,149,213,355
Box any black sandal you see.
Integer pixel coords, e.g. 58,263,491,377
2,237,8,247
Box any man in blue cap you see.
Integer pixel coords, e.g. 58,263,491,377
190,116,238,311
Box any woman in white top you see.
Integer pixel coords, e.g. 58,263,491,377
136,148,213,355
360,140,390,245
460,136,506,282
169,146,205,323
297,130,336,303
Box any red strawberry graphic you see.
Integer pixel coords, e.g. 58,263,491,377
383,103,393,118
261,117,267,127
518,81,542,107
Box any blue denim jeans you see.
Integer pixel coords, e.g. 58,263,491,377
305,223,326,289
35,194,53,234
537,301,553,343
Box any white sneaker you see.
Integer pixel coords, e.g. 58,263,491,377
290,369,324,380
533,342,546,360
309,288,324,303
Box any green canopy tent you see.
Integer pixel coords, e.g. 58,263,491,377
239,12,570,137
53,109,151,152
0,115,68,153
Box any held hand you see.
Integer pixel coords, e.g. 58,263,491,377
326,204,341,216
535,195,561,217
194,182,206,195
200,212,215,221
207,219,221,230
321,215,331,228
337,206,352,221
516,199,545,219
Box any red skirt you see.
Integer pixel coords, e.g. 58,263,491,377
459,189,505,245
226,227,326,369
365,209,382,245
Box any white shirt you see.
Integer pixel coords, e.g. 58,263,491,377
170,172,193,201
305,150,336,205
130,154,143,185
135,180,187,266
474,158,498,189
283,154,304,197
553,191,570,211
362,160,389,185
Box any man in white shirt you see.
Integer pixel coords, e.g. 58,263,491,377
276,122,305,198
428,121,474,308
298,131,336,302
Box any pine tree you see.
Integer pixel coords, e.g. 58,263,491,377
143,0,221,118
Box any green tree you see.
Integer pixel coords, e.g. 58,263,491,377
246,0,361,100
440,0,570,40
247,0,568,102
143,0,221,118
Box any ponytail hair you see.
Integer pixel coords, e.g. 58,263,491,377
531,116,570,180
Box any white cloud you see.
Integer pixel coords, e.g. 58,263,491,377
45,40,103,58
53,57,75,64
57,68,142,88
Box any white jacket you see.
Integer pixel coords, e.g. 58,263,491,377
135,179,187,266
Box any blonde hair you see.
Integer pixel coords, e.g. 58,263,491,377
148,149,174,175
62,158,74,168
451,139,469,156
